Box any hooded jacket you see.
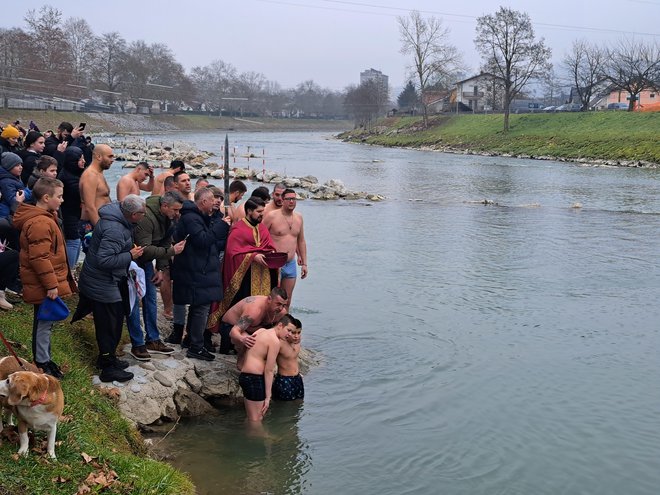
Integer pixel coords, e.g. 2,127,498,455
134,195,175,271
19,149,40,186
44,133,86,172
58,146,84,239
78,202,134,303
0,166,31,219
12,203,75,304
171,200,228,305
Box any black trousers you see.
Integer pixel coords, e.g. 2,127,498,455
91,300,125,365
0,250,18,290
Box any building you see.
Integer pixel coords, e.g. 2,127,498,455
454,72,504,112
360,68,389,96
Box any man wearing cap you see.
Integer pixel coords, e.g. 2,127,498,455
0,152,31,221
0,125,21,155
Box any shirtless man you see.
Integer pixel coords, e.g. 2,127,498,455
226,180,247,222
152,160,185,196
239,314,295,422
222,287,288,367
194,177,210,192
173,171,193,200
273,315,304,401
263,183,286,215
79,143,114,227
263,188,308,305
116,161,154,200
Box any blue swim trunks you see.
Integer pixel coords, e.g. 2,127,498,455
239,372,266,401
272,373,304,401
280,258,297,279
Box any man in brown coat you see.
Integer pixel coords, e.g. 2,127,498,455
13,177,76,378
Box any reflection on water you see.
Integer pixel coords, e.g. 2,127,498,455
162,402,309,495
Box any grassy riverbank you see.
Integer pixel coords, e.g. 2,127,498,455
0,109,350,135
339,112,660,164
0,298,194,495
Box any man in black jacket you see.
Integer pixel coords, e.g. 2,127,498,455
43,122,86,171
171,188,229,361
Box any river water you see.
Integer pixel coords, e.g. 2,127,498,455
107,131,660,494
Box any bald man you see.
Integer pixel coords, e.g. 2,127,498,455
79,143,114,227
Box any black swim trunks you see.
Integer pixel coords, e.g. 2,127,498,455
239,372,266,401
272,373,304,401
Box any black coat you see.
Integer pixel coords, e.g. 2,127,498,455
57,147,84,240
44,134,86,172
18,150,39,186
171,201,228,306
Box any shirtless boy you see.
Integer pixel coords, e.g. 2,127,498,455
152,160,185,196
239,314,295,422
116,161,154,200
79,143,113,227
273,316,304,401
222,287,288,367
263,188,308,305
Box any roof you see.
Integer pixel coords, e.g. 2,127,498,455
455,72,504,85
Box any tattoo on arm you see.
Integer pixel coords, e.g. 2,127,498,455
237,316,253,332
244,296,255,303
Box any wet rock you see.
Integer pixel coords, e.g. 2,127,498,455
174,388,216,417
282,177,301,188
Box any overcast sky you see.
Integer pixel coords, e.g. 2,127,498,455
3,0,659,92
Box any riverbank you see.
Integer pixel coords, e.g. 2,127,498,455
0,297,194,495
0,110,351,135
338,113,660,166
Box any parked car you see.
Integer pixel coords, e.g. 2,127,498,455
543,105,557,112
555,103,582,112
607,102,629,110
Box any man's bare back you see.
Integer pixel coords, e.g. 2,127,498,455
241,327,280,375
223,295,272,335
152,170,173,196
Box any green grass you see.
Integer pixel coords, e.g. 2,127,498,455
340,112,660,163
0,298,194,495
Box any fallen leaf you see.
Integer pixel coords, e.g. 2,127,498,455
11,453,19,461
98,387,121,401
76,483,91,494
52,475,69,483
80,452,96,464
59,414,74,423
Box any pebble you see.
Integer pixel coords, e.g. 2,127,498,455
130,384,142,393
153,361,169,372
139,362,156,371
163,359,180,369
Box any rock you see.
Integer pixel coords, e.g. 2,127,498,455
154,371,174,388
366,194,385,202
163,359,180,369
184,370,202,393
282,177,301,188
140,362,156,371
233,168,252,179
174,388,216,417
131,384,142,393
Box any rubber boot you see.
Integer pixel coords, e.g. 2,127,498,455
165,323,184,345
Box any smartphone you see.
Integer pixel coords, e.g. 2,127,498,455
184,234,190,240
79,122,86,131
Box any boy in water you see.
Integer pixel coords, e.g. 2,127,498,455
239,314,296,422
273,316,304,401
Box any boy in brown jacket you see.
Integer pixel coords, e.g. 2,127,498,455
13,177,76,378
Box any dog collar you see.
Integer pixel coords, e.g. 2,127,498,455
30,388,49,407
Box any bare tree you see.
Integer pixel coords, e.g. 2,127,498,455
398,10,462,127
474,7,551,131
562,39,605,111
93,32,127,106
603,38,660,111
63,17,96,88
344,80,388,129
24,5,73,86
189,59,237,112
541,69,565,106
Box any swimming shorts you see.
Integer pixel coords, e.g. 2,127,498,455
272,373,304,401
280,258,297,279
239,372,266,401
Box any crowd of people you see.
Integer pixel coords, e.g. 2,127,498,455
0,118,308,422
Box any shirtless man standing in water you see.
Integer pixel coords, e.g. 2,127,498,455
222,287,288,368
116,161,154,200
79,143,114,226
239,314,295,422
263,188,308,305
273,315,304,401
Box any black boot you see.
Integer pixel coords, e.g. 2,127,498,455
98,353,133,383
165,323,184,345
203,330,216,353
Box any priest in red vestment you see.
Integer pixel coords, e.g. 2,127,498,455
207,197,277,332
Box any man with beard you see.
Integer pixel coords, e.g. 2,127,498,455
263,183,286,215
173,170,193,200
207,197,277,339
79,144,114,227
43,121,86,171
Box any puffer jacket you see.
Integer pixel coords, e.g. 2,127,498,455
0,166,31,219
13,203,75,304
58,146,84,240
78,202,134,303
134,195,175,271
171,200,228,305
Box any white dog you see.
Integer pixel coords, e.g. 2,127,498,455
0,370,64,459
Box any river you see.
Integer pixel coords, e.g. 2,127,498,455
106,131,660,494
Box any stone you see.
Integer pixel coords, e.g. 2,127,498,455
282,177,301,188
154,371,174,388
184,370,203,393
153,361,169,372
174,388,216,417
163,359,180,369
131,384,142,393
139,362,156,371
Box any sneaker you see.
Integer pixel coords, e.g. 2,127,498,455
129,345,151,361
186,347,215,362
99,366,134,383
146,340,175,355
48,360,64,379
0,291,13,310
181,335,191,349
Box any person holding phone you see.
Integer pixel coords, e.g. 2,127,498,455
43,121,87,172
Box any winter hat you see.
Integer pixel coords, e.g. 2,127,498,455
1,152,23,171
1,126,20,139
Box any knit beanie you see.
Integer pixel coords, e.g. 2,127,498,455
1,126,20,139
1,152,23,171
24,130,43,149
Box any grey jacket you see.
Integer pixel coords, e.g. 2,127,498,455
78,202,134,303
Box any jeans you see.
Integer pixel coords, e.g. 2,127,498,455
126,263,160,347
66,238,81,269
32,304,54,363
186,304,211,352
